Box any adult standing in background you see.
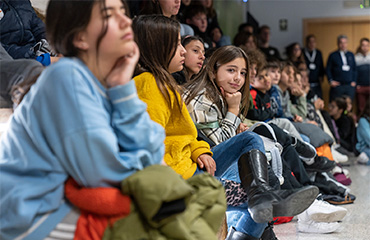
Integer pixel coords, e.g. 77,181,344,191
355,38,370,115
258,25,281,61
303,34,325,98
326,35,357,101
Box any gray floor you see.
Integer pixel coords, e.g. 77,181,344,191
274,157,370,240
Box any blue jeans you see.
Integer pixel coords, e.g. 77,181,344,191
211,131,267,238
227,202,267,238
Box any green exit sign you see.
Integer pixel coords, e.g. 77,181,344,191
361,0,370,8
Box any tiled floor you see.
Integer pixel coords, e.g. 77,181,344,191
274,158,370,240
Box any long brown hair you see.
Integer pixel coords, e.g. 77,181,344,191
133,15,182,110
16,0,130,104
184,45,250,117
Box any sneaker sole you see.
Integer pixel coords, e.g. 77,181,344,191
309,210,347,222
297,221,340,234
272,186,319,217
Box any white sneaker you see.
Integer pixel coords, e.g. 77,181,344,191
304,199,347,222
331,146,348,163
357,152,369,165
297,218,340,234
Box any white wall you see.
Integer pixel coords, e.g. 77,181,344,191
30,0,48,14
248,0,369,58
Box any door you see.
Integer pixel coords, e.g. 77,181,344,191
304,16,370,110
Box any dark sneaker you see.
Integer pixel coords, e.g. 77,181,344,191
304,156,336,172
292,137,316,161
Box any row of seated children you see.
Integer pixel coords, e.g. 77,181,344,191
0,2,320,240
0,0,362,239
180,44,353,236
290,60,369,166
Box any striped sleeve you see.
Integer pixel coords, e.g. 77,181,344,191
186,93,241,145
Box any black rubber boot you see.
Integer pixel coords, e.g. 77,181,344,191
225,227,259,240
238,149,319,223
260,222,278,240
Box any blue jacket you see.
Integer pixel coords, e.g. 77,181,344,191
268,85,284,118
356,117,370,153
0,58,165,240
326,50,357,85
0,0,45,59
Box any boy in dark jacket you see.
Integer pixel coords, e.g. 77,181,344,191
0,0,56,65
247,66,276,121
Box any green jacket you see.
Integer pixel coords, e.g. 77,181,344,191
103,165,226,240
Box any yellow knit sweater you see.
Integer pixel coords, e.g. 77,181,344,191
134,72,212,179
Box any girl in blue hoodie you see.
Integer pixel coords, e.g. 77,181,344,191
0,0,165,239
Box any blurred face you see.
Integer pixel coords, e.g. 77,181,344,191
158,0,181,17
250,63,257,81
338,37,348,51
360,40,370,54
259,28,270,44
182,0,191,6
245,36,256,50
301,70,309,88
268,67,281,85
280,66,294,87
216,57,247,94
81,0,134,61
252,69,271,93
293,44,302,58
244,26,254,34
188,13,207,32
294,73,302,89
200,0,212,8
328,101,341,118
184,40,205,76
345,97,352,112
307,36,316,50
168,34,186,73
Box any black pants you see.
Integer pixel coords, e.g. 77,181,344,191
254,123,311,188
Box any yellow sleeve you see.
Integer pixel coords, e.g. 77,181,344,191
190,140,213,162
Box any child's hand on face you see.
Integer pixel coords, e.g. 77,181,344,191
197,154,216,176
237,123,249,134
106,43,140,88
220,87,242,116
290,86,304,97
293,114,303,122
314,98,324,110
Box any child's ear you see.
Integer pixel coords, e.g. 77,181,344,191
186,19,191,25
73,31,89,51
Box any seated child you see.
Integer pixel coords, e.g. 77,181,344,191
247,65,275,121
185,4,214,50
328,97,356,153
0,0,165,239
356,101,370,164
172,35,206,85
